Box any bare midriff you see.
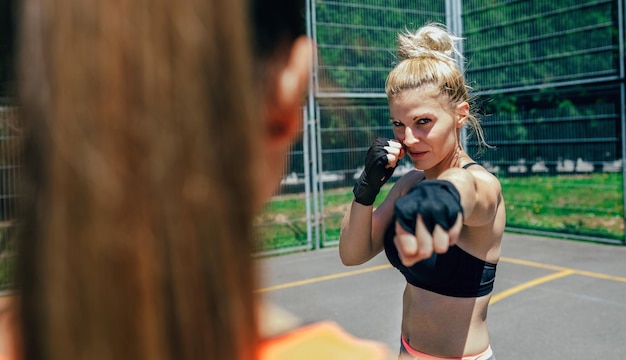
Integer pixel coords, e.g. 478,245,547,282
401,284,491,358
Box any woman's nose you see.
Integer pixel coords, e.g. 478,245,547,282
403,127,419,146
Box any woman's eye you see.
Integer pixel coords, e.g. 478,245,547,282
391,121,404,127
416,118,431,125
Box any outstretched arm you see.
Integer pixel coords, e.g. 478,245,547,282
440,167,502,227
393,166,502,266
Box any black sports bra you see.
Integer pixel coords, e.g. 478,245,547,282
383,162,497,298
383,225,496,297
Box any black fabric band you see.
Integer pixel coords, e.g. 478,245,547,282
394,180,463,234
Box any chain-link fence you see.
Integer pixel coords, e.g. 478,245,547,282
258,0,626,254
464,0,624,243
0,104,19,289
1,1,625,264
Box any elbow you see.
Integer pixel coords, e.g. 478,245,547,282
340,257,363,267
338,247,367,266
339,243,359,266
338,247,353,266
340,254,359,266
338,225,375,266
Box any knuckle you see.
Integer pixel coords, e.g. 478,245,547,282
417,247,431,258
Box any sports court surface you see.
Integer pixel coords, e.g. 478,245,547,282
258,233,626,359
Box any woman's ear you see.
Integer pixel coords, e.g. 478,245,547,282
456,101,469,128
266,36,312,146
255,36,313,207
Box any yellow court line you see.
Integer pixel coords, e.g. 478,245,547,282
500,257,626,283
257,256,626,295
256,264,392,293
489,269,575,305
499,256,570,272
574,269,626,283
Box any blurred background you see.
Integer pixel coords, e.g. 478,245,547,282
0,1,625,289
257,0,626,255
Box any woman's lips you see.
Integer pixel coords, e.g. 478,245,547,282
408,150,427,160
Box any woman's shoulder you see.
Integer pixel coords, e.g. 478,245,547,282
393,169,425,195
463,163,502,192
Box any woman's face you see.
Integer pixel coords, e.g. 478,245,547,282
388,86,466,178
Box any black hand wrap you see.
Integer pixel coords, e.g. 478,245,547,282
353,137,396,206
394,180,463,234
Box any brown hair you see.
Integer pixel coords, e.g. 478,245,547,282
385,23,489,148
16,0,260,359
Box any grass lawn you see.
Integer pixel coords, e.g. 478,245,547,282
501,173,623,240
256,173,625,251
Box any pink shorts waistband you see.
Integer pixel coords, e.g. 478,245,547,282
401,336,493,360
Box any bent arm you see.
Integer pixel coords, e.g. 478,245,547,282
338,202,380,266
339,172,419,266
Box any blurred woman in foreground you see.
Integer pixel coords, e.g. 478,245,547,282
9,0,391,359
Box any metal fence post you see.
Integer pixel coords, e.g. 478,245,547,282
447,0,467,150
306,0,321,249
619,0,626,245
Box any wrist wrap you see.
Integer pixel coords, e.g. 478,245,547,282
394,180,463,234
353,137,396,206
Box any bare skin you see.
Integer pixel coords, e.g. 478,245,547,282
339,86,505,357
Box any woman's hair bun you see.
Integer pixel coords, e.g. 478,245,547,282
396,23,462,62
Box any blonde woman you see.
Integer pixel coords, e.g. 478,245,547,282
340,24,505,360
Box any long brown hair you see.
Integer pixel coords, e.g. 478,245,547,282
16,0,260,359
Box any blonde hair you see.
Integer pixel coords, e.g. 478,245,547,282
385,23,489,148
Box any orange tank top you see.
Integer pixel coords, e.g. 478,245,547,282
259,321,392,360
